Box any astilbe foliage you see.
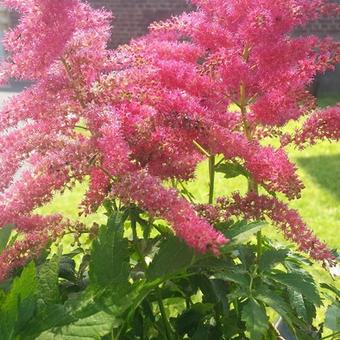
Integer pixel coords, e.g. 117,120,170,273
0,0,338,279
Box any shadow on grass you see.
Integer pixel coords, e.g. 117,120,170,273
296,154,340,201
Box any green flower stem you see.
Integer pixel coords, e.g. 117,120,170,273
209,155,216,204
256,230,262,263
157,289,174,340
322,331,340,340
239,79,262,264
130,209,171,339
130,208,148,270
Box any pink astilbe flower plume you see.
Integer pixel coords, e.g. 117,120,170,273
112,171,228,255
0,217,91,281
294,104,340,147
1,0,77,80
217,193,335,264
0,0,338,279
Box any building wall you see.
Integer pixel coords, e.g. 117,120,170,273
298,0,340,95
1,1,339,94
91,0,340,46
0,6,10,58
90,0,339,96
90,0,192,47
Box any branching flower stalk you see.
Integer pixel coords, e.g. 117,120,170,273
208,155,216,204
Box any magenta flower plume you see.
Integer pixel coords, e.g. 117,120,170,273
0,0,338,279
113,171,228,255
218,193,335,263
294,104,340,147
1,0,78,80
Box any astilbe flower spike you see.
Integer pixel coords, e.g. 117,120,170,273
0,0,338,279
112,171,227,255
0,217,91,281
294,104,340,148
1,0,78,80
216,193,335,264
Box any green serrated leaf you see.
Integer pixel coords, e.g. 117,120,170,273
0,224,14,254
214,270,251,288
22,280,157,339
325,301,340,332
36,311,118,340
255,286,296,329
224,221,265,245
22,289,117,339
269,271,320,306
288,288,309,323
89,212,130,289
241,298,269,340
215,162,249,179
38,254,61,305
17,294,37,331
147,236,194,280
0,262,37,338
259,248,289,272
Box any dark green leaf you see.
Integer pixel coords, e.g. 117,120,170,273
304,298,316,324
191,323,221,340
224,221,265,244
38,254,61,305
175,303,211,337
241,298,269,340
259,248,289,272
222,310,241,339
255,286,296,328
238,244,257,269
215,162,249,179
0,262,37,338
89,212,130,289
0,224,14,254
325,301,340,332
147,236,194,280
209,279,229,312
288,289,309,323
269,271,320,305
214,270,251,288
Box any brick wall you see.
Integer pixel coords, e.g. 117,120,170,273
89,0,192,47
1,1,339,93
91,0,340,46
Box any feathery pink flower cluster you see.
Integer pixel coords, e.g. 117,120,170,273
216,193,335,263
113,171,227,254
0,217,91,281
1,0,77,80
294,104,340,147
149,0,339,126
0,0,338,278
